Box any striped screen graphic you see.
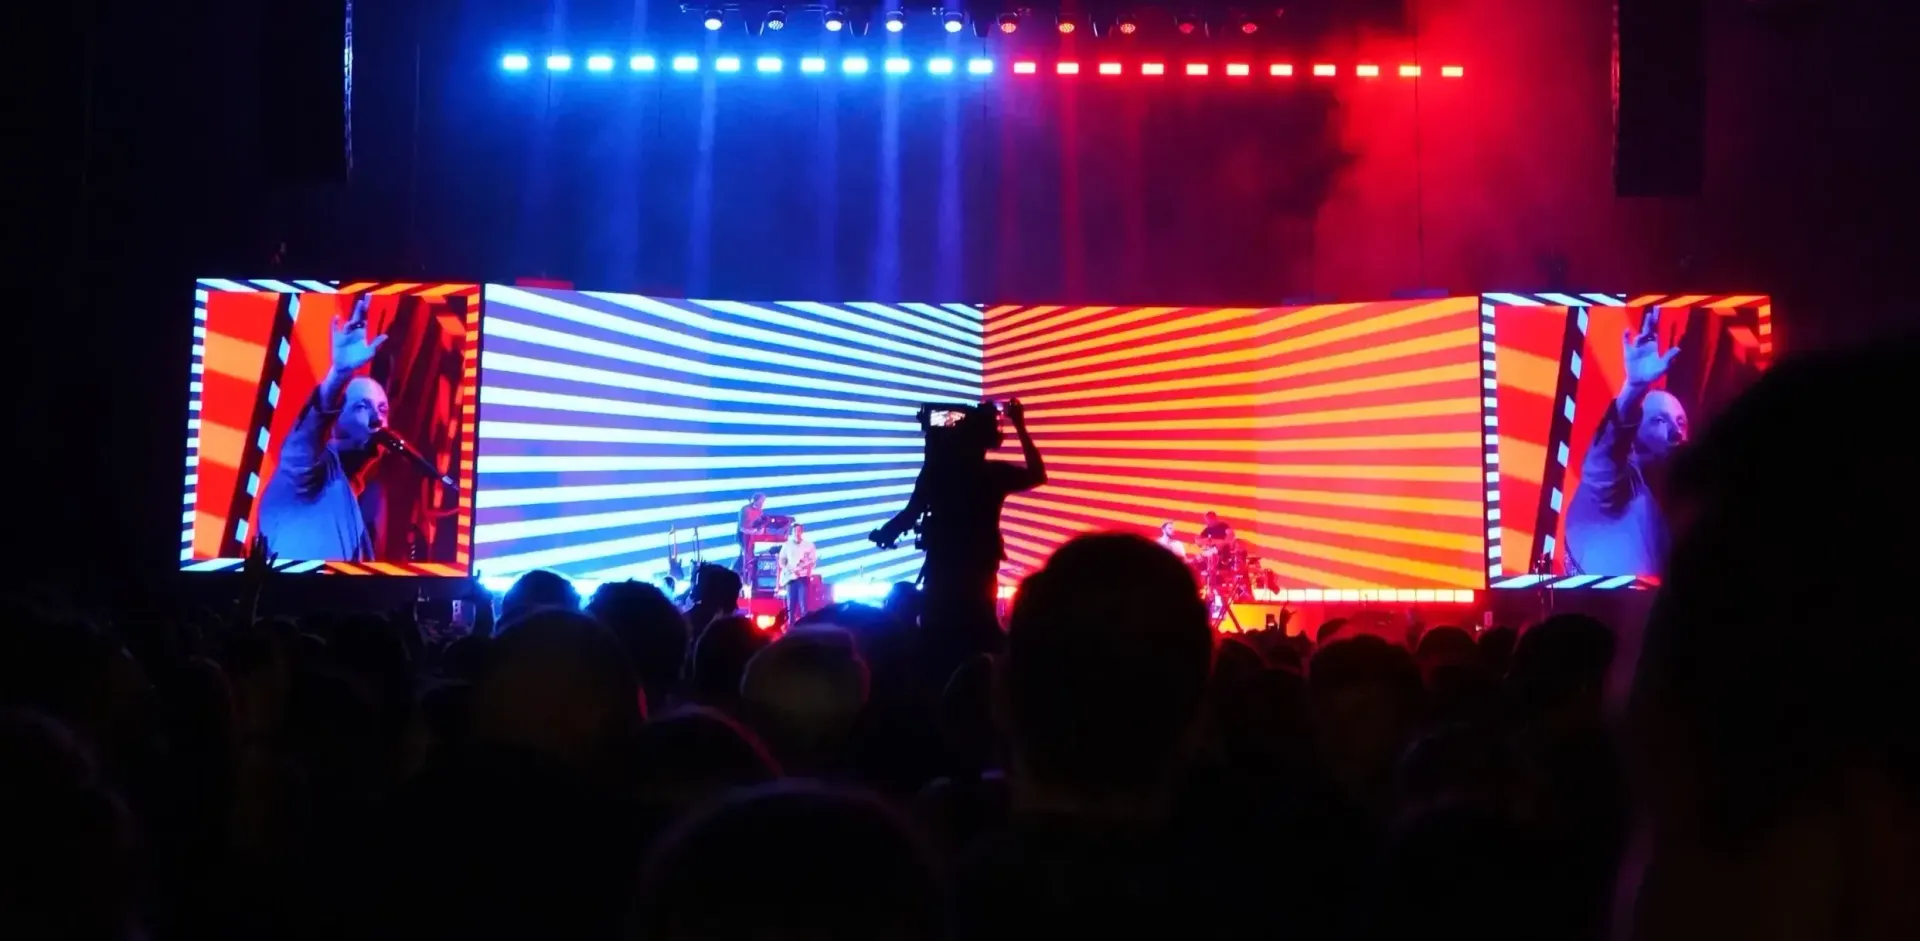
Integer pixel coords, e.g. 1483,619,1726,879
1487,294,1772,588
983,298,1490,591
472,286,984,583
182,280,481,575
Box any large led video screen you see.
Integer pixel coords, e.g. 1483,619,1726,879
181,280,482,575
472,286,984,584
983,298,1491,592
1486,293,1773,588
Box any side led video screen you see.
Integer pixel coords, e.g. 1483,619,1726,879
983,298,1492,594
181,280,482,575
1486,294,1773,588
472,286,984,585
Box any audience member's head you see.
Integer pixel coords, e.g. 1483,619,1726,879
473,609,640,765
685,616,771,711
1308,635,1424,807
1478,624,1519,676
628,705,779,808
499,569,580,625
1001,532,1213,813
882,582,923,627
690,564,743,616
588,580,690,713
1507,614,1615,726
1213,636,1264,692
1316,617,1350,647
1415,626,1481,678
1619,340,1920,941
637,781,947,941
1211,667,1313,782
739,627,870,774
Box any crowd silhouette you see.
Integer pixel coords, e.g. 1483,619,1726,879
2,340,1916,940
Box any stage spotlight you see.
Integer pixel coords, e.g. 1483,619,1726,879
928,57,954,74
546,54,572,71
996,12,1019,33
942,11,965,32
967,57,994,74
702,9,724,30
843,55,870,73
1236,14,1258,34
502,53,530,71
631,54,657,71
672,55,699,71
800,56,827,72
884,56,910,73
1057,14,1076,33
1116,14,1139,35
715,55,741,72
586,54,614,72
884,10,905,32
765,7,787,30
824,7,847,31
756,55,782,72
1174,13,1200,35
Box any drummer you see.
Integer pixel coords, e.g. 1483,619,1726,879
1155,521,1188,558
1197,511,1235,553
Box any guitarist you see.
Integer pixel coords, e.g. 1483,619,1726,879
776,523,819,621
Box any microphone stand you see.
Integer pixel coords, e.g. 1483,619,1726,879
375,429,456,489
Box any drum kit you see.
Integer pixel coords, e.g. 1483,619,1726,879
1189,533,1267,620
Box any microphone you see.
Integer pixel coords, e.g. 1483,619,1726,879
373,427,457,489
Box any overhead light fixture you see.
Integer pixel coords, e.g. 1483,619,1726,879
997,12,1019,33
942,10,965,32
1115,14,1139,35
1174,13,1200,35
765,7,787,30
1056,14,1077,33
824,7,847,31
702,8,724,30
1236,14,1258,34
884,10,906,32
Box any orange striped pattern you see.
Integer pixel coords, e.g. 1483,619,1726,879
193,292,281,557
986,298,1489,590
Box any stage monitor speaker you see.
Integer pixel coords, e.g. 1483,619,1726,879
260,0,352,182
1613,0,1704,197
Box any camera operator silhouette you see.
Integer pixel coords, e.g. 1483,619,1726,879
872,399,1045,665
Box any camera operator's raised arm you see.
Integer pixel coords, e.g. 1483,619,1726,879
1004,398,1045,492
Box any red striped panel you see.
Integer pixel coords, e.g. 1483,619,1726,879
986,297,1487,591
194,293,279,557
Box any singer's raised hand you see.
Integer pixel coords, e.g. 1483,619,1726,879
332,294,388,372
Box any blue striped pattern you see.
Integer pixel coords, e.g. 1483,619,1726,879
472,286,984,582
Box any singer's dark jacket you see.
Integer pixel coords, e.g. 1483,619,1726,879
255,384,383,561
1564,400,1666,577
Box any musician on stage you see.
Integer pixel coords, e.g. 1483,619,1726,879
1156,522,1188,558
1198,511,1234,548
776,523,819,621
736,493,768,577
